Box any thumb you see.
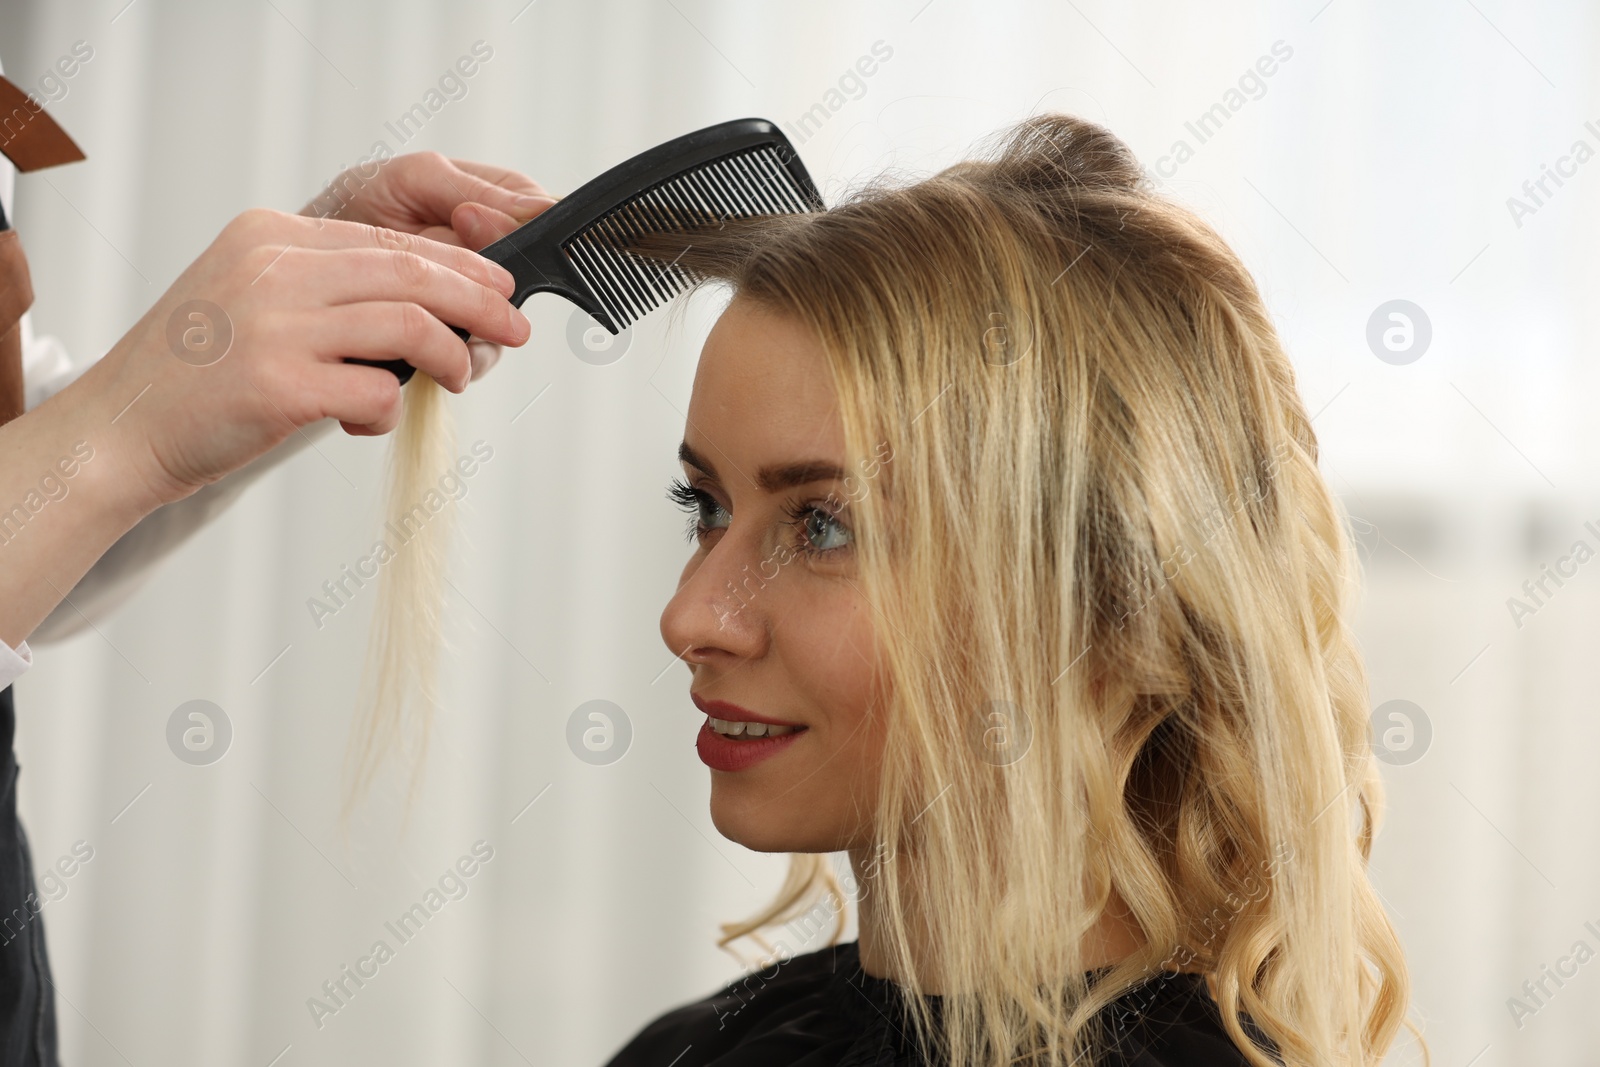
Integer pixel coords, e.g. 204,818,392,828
412,159,553,227
452,202,528,253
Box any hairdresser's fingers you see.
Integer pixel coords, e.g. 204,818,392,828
310,301,479,392
438,203,524,382
451,201,533,252
340,420,387,437
278,247,530,349
242,211,515,296
389,152,553,232
413,223,466,249
406,203,529,252
312,362,405,437
447,157,551,202
305,153,549,235
468,339,502,381
357,225,516,299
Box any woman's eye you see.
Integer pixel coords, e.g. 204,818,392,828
667,478,729,541
795,506,852,554
670,479,853,557
695,494,730,531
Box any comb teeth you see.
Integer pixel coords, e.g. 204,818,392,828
563,143,819,332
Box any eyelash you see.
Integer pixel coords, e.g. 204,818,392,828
666,477,852,558
665,478,711,542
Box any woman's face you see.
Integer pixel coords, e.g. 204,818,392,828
659,296,888,854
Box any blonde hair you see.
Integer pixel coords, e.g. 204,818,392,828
346,371,457,813
630,115,1415,1066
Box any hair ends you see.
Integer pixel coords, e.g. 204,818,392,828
343,371,457,822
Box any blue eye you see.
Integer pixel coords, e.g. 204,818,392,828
785,501,853,555
667,478,854,558
667,478,729,542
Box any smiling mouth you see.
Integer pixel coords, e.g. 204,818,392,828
706,716,805,739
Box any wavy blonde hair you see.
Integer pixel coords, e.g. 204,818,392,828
632,114,1415,1066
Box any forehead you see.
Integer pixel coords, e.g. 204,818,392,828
684,298,844,475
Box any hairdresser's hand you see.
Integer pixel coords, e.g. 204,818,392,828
78,208,530,506
305,152,556,381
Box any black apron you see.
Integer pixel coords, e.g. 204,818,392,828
0,71,86,1067
0,687,56,1067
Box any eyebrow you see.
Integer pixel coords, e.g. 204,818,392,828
678,441,847,493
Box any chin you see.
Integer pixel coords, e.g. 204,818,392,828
709,784,860,854
709,787,801,853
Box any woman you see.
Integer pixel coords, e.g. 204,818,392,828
606,114,1411,1067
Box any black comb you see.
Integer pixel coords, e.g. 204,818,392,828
352,118,825,384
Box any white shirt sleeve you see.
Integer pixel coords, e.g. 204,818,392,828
21,315,88,411
0,640,32,692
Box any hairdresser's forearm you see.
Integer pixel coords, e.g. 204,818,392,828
0,353,175,648
30,417,338,643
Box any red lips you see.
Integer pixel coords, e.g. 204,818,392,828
690,692,808,772
694,720,805,772
690,692,806,728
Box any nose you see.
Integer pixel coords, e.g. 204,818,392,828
659,533,773,672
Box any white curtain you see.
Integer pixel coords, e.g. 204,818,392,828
3,1,1598,1063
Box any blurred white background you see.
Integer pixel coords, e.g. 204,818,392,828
2,0,1598,1063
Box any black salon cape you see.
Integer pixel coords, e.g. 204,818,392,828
602,940,1265,1067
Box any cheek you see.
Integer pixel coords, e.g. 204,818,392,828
786,577,881,720
707,580,888,854
789,587,888,808
806,601,883,726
